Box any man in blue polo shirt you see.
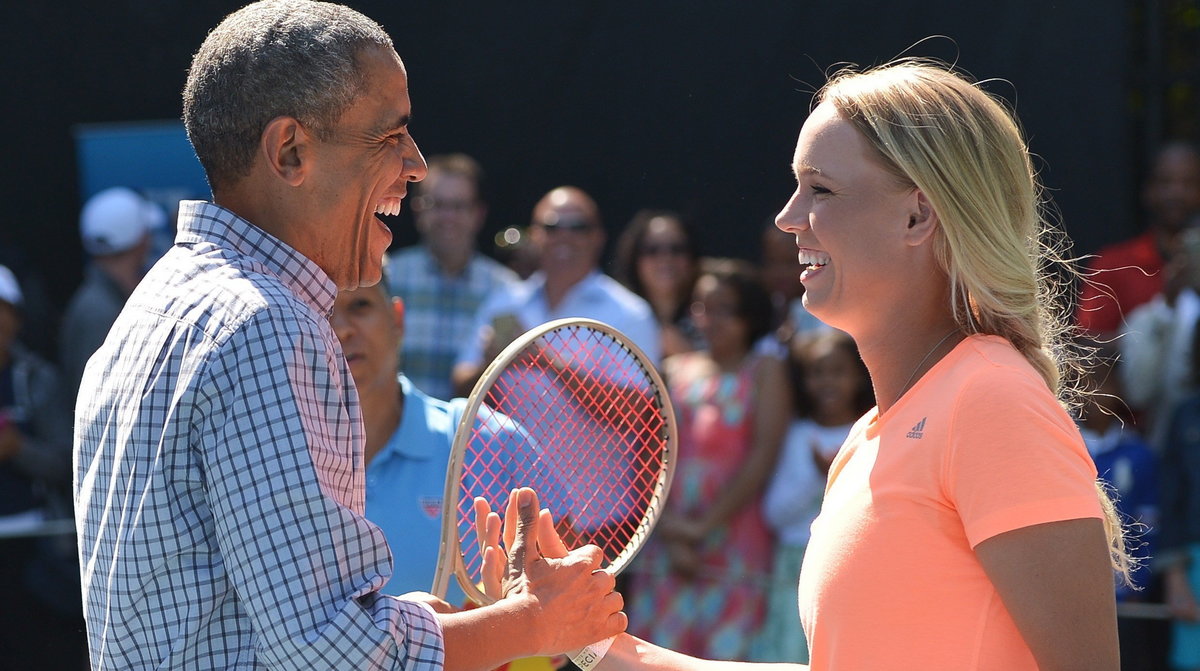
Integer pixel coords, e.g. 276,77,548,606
333,277,576,671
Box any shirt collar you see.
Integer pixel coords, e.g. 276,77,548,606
174,200,337,317
380,374,438,460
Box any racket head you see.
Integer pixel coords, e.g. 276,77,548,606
433,318,676,606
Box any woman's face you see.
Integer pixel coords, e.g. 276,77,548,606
774,101,918,333
636,216,693,301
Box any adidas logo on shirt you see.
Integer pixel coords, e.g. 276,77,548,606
906,417,926,439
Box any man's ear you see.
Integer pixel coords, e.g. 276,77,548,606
260,116,310,187
904,189,940,246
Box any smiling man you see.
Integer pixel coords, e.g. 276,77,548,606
72,2,624,670
451,186,661,396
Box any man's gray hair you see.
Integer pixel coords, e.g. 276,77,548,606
182,0,393,193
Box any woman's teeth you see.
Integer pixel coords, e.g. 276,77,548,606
798,249,829,269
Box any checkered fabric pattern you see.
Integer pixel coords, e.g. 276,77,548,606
386,246,517,400
73,201,445,670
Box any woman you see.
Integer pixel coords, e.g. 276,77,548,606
613,210,704,358
626,258,789,661
479,59,1128,670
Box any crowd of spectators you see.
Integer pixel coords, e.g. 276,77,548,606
7,141,1200,668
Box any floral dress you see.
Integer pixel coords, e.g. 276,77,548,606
627,353,773,660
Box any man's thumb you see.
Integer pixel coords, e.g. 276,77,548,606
506,488,543,580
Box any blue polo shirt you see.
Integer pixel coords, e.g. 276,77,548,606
365,375,469,606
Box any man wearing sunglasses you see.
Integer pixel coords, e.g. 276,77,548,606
451,186,661,396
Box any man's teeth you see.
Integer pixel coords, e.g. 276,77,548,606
375,199,402,217
798,250,830,268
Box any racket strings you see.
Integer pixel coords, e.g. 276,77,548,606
456,326,670,581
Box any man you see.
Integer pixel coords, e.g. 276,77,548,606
387,153,517,400
451,186,660,396
73,3,623,670
1076,141,1200,337
60,186,160,401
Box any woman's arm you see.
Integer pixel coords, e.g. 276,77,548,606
973,517,1119,671
475,494,807,671
598,634,804,671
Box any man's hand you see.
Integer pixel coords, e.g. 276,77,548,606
474,488,625,655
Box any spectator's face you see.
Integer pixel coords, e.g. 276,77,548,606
636,216,693,301
331,285,403,398
691,276,748,358
414,171,485,263
531,196,604,278
306,46,427,290
0,302,18,359
1144,146,1200,234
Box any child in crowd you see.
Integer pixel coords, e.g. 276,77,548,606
755,330,872,663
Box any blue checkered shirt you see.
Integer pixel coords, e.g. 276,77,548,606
74,201,446,670
386,246,517,400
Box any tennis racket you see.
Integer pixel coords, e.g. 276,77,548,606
431,317,677,669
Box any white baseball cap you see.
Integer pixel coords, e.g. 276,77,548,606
0,264,22,308
79,187,166,256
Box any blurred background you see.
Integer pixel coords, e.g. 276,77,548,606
2,0,1197,357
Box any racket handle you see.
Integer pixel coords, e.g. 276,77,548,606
570,636,615,671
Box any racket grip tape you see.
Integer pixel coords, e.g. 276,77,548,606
570,635,615,671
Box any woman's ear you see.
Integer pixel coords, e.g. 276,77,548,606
904,189,939,246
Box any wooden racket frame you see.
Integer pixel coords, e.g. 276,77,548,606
431,317,677,604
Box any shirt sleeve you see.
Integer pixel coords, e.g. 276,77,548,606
199,309,445,671
945,366,1103,549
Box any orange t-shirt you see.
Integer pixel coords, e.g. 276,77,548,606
797,335,1103,670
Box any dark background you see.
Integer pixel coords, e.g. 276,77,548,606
7,0,1199,358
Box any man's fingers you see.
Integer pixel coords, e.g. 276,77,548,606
503,489,519,552
481,545,505,600
506,488,543,581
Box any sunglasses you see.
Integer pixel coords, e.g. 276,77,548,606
641,243,689,257
537,215,598,234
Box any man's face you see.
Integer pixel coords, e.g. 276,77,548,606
330,284,402,397
414,171,485,263
0,302,18,358
305,46,427,290
1144,146,1200,234
531,194,604,278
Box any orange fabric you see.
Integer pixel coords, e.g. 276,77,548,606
797,335,1103,670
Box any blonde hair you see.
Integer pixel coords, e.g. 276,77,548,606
818,59,1131,583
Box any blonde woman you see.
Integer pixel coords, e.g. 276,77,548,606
478,59,1127,670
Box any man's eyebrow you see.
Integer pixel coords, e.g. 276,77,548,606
376,113,413,135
